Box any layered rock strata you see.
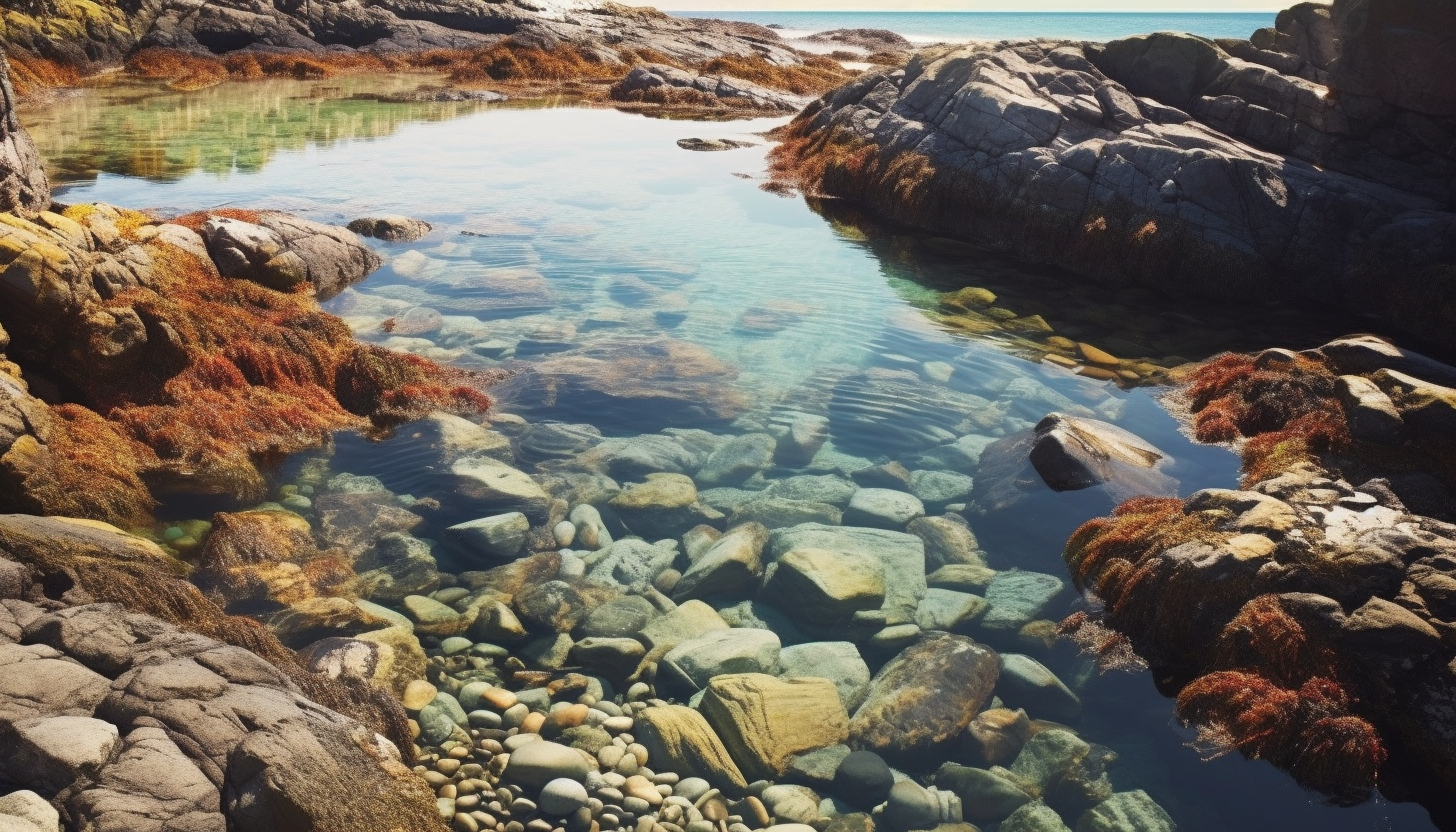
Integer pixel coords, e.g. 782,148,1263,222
771,0,1456,350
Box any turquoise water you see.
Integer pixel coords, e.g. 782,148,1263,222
668,11,1275,43
22,78,1437,832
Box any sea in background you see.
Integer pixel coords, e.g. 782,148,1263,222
669,11,1275,43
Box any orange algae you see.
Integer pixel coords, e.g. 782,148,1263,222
0,211,494,526
1184,353,1349,485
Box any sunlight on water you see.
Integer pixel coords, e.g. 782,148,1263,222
21,79,1436,832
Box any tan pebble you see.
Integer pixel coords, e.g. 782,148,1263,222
1078,342,1120,365
440,783,458,799
554,703,590,729
623,775,663,806
744,796,770,829
450,746,472,759
480,739,505,756
403,680,439,711
602,716,634,733
1042,353,1078,368
598,746,625,768
438,758,462,777
456,813,480,832
409,720,422,740
482,687,519,711
475,813,498,829
423,771,450,789
1077,365,1119,381
626,743,648,767
521,712,546,734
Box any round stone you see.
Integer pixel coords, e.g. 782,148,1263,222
403,680,439,711
833,750,893,810
883,781,939,832
540,778,590,816
504,740,592,789
441,637,474,656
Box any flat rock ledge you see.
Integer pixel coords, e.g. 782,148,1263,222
771,0,1456,350
0,569,442,832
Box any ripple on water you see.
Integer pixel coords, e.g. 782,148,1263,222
28,88,1440,832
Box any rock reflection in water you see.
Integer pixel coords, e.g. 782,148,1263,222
37,97,1441,832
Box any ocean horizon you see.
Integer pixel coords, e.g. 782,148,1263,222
667,10,1276,42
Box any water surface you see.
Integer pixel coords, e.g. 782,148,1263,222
668,11,1276,43
22,77,1434,832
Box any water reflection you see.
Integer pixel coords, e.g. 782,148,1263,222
22,75,510,183
28,91,1439,832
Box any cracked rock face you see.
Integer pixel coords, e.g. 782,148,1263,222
0,589,442,832
776,18,1456,348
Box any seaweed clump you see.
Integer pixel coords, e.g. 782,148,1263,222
1184,352,1350,485
0,204,494,527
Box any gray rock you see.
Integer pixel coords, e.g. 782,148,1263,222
673,523,770,601
0,56,49,217
981,571,1065,632
443,456,551,522
1002,801,1072,832
1075,790,1174,832
1337,375,1404,443
844,489,926,530
539,777,591,816
883,780,941,832
778,642,872,711
779,36,1456,346
0,790,58,832
576,596,660,640
697,433,777,487
996,654,1082,722
934,764,1032,825
662,629,782,690
730,498,844,530
907,471,975,513
418,692,470,745
611,63,809,112
348,215,432,243
770,524,926,619
446,512,531,561
1,715,119,793
586,538,680,589
764,475,858,508
906,516,986,570
762,548,886,626
914,588,987,632
608,474,725,540
504,741,592,789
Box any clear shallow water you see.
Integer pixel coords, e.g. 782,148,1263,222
668,11,1275,43
23,77,1435,832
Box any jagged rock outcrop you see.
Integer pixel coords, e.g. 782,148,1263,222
772,0,1456,352
1064,334,1456,814
0,586,442,832
611,63,809,112
0,47,48,217
2,0,802,69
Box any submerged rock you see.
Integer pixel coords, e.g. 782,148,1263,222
849,633,1000,761
348,215,432,243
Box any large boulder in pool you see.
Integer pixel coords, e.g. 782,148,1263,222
848,632,999,762
199,211,383,300
499,336,749,432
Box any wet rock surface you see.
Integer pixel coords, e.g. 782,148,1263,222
773,1,1456,348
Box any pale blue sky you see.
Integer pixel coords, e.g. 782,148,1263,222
663,1,1279,10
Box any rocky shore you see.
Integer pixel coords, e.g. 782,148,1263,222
0,0,873,116
0,36,1162,832
1062,334,1456,821
768,0,1456,353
